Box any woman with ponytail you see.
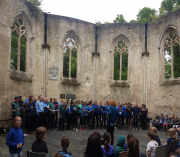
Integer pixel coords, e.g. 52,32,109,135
102,132,115,157
127,134,139,157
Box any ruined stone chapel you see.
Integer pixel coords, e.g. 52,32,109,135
0,0,180,126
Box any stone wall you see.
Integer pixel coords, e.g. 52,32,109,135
0,0,180,125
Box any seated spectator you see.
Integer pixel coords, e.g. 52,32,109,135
150,127,161,146
168,114,175,129
32,127,48,154
140,131,158,157
125,134,134,151
84,133,103,157
158,113,164,132
127,134,139,157
53,152,63,157
114,135,125,157
93,131,101,145
167,128,177,146
101,132,115,157
163,115,169,132
169,152,178,157
59,136,72,157
173,117,180,129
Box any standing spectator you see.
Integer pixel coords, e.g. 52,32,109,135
133,103,140,130
48,98,55,131
18,96,24,120
59,101,67,131
35,95,44,127
25,99,34,134
54,98,59,128
32,127,48,154
114,135,125,157
81,102,88,130
107,100,118,145
84,133,103,157
158,114,164,132
6,116,25,157
12,96,21,118
140,131,158,157
102,132,115,157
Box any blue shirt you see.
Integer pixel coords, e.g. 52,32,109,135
167,138,175,146
25,99,29,105
35,100,44,114
102,106,108,115
94,105,99,114
6,127,25,153
88,105,94,112
67,107,72,114
54,102,58,111
32,101,37,114
58,102,63,109
107,105,118,125
43,102,48,113
81,106,88,116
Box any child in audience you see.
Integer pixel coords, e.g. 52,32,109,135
167,128,177,146
84,133,103,157
173,117,180,129
32,127,48,154
6,116,25,157
168,114,175,129
101,132,115,157
125,134,133,151
150,127,161,146
59,136,72,157
163,115,169,132
140,131,158,157
53,152,63,157
114,135,125,157
158,113,164,132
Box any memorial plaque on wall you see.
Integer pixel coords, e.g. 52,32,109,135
66,94,76,99
60,94,65,99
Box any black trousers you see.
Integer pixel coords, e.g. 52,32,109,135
59,117,65,130
87,114,93,128
126,115,131,124
78,113,82,126
99,113,102,127
48,113,54,129
73,112,78,128
159,123,163,130
25,116,32,131
44,112,48,128
54,111,58,127
66,113,72,129
38,112,44,127
31,114,37,130
101,114,107,128
93,114,99,127
107,124,115,146
142,115,147,130
119,115,125,126
133,116,139,128
82,116,87,128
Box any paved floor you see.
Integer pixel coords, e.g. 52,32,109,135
0,128,168,157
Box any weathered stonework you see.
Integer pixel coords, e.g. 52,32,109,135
0,0,180,125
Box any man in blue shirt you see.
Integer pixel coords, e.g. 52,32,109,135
35,95,44,127
25,95,33,105
43,98,48,128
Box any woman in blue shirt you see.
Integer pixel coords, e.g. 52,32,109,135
88,102,94,130
81,102,88,130
101,102,108,129
118,103,125,129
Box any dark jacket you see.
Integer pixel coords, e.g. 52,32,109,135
107,106,118,125
25,103,34,117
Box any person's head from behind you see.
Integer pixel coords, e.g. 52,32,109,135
35,127,47,140
103,132,111,152
109,99,116,107
93,131,101,145
169,152,178,157
13,116,22,128
168,128,177,139
127,133,134,143
61,136,69,151
150,127,157,135
53,152,63,157
147,131,155,141
85,134,102,157
116,135,125,147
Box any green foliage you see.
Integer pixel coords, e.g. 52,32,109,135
113,14,127,23
121,52,128,80
114,52,120,80
160,0,177,12
11,32,18,70
71,48,77,78
25,0,43,9
95,21,102,27
129,19,137,23
165,47,171,78
20,36,26,72
136,7,157,23
173,44,180,77
63,48,69,77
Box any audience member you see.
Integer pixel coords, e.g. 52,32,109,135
6,116,24,157
163,115,169,132
59,136,72,157
53,152,63,157
150,127,161,146
32,127,48,154
158,113,164,132
167,128,177,146
114,135,125,157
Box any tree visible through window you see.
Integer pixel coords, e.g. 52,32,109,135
11,19,27,72
164,32,180,79
63,37,77,78
114,41,128,80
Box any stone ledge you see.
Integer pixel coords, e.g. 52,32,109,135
110,80,130,87
10,70,32,82
60,78,80,86
160,78,180,86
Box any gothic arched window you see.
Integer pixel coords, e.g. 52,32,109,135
11,19,27,72
164,32,180,79
63,37,77,78
114,41,128,80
